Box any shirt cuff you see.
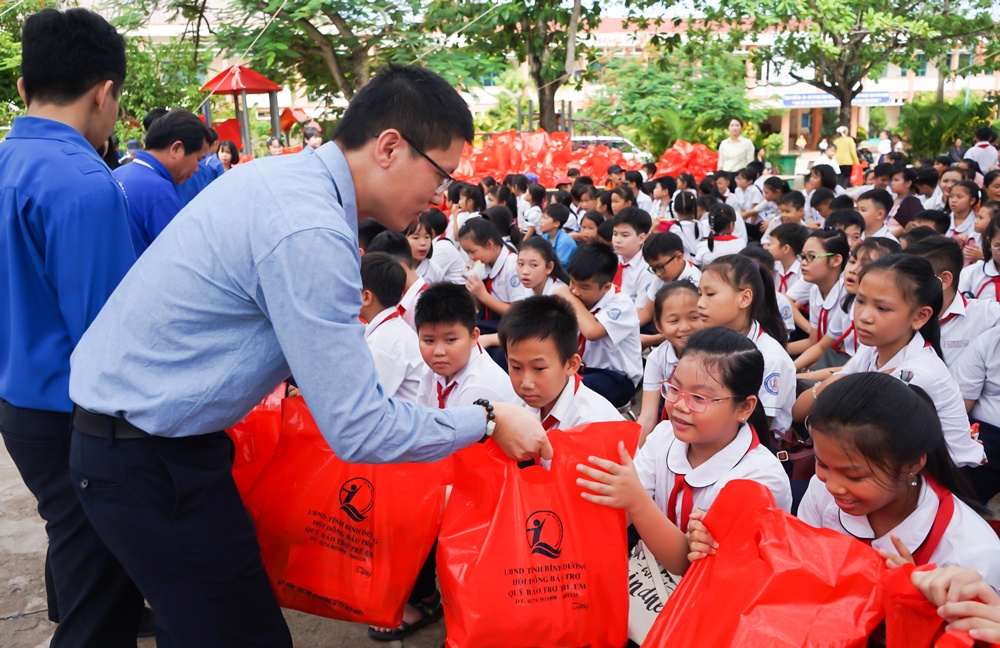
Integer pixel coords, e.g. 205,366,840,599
450,405,488,452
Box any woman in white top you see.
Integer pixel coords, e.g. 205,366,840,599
717,118,756,173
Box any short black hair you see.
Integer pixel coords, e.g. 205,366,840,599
20,8,126,105
498,296,578,364
910,209,951,235
143,108,169,132
361,252,406,307
303,126,322,140
642,232,684,262
414,282,477,333
358,218,388,252
778,190,806,210
543,203,570,228
873,163,895,179
144,109,212,154
527,183,547,207
611,206,652,235
770,223,810,255
975,126,996,142
915,167,939,189
366,230,414,269
420,208,449,238
332,65,474,153
810,187,835,208
624,170,644,189
905,235,963,284
900,226,940,247
566,242,618,284
829,195,856,211
824,209,865,233
858,189,893,215
596,219,615,244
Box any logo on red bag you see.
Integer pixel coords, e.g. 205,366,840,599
525,511,563,559
339,478,374,522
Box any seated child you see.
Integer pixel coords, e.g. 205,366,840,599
554,243,643,408
538,203,578,267
636,232,701,342
420,209,468,285
404,216,443,284
514,236,569,299
663,192,703,259
367,231,426,330
823,208,865,249
360,253,425,401
694,204,745,267
499,295,622,429
578,327,792,577
611,207,652,306
958,213,1000,302
459,217,521,333
764,222,810,298
857,189,898,242
576,210,604,244
761,190,806,244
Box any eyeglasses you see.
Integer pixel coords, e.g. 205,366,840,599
660,381,742,413
798,252,835,264
647,253,683,276
396,132,455,195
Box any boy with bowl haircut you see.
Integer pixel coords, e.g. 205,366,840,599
857,189,898,242
499,296,622,428
368,230,426,329
610,206,653,306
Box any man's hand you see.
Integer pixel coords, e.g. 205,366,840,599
489,402,553,461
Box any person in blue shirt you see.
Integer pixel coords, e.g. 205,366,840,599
0,8,144,647
301,125,323,154
112,108,211,256
176,127,224,207
539,202,578,266
68,65,552,646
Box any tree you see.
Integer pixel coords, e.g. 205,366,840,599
425,0,605,132
899,92,999,158
581,54,771,157
682,0,1000,128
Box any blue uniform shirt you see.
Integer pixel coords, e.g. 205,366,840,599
0,116,135,412
70,143,486,463
176,153,224,207
543,228,577,267
112,150,181,256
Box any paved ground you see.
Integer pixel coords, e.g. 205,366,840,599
0,443,445,648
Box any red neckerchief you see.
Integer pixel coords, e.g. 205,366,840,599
578,308,600,357
668,426,761,533
482,276,495,320
396,282,429,317
833,323,855,354
613,262,627,290
778,270,794,293
817,306,831,339
976,276,1000,301
939,294,968,326
436,381,458,409
541,375,583,430
436,233,448,242
370,310,400,333
854,476,954,566
713,234,738,241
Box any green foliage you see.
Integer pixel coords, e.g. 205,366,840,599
868,107,888,137
898,92,1000,158
580,54,772,158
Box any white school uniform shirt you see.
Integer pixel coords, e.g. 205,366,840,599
958,259,1000,302
798,475,1000,590
953,325,1000,426
939,293,1000,368
811,156,841,175
758,216,782,246
520,205,542,234
670,220,702,259
397,276,428,330
634,421,793,525
636,190,654,214
841,332,986,467
617,250,651,306
747,320,796,434
947,212,981,245
777,292,797,332
363,307,424,402
514,276,565,301
516,195,529,223
527,374,623,429
964,141,999,173
773,259,803,295
867,223,899,243
826,300,859,356
735,184,765,214
848,183,875,199
431,237,467,285
636,262,701,310
808,277,846,340
416,343,517,409
720,190,741,210
580,288,643,385
694,235,745,268
642,342,679,392
485,246,522,304
565,206,581,232
415,257,444,284
920,186,945,212
705,211,750,244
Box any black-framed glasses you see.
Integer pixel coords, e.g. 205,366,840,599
660,381,742,413
396,132,455,195
647,253,683,277
798,252,835,264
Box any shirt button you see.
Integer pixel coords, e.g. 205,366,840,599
80,479,89,488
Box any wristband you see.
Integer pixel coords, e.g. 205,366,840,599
474,398,496,442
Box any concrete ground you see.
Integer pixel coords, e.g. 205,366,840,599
0,443,445,648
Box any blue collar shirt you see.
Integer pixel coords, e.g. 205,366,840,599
112,150,181,256
70,142,486,462
0,116,135,412
542,228,578,267
176,153,224,208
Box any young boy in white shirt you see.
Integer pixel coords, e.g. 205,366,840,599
857,189,898,242
610,206,652,307
906,236,1000,367
636,232,701,342
359,253,425,402
553,243,643,408
499,295,622,430
764,223,809,298
367,231,427,329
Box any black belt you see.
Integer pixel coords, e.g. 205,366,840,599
72,407,150,439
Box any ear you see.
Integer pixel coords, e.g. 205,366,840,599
372,129,404,171
169,141,186,158
16,78,27,105
470,327,480,345
564,354,582,376
94,80,116,115
737,287,754,311
901,455,927,479
938,269,954,293
638,232,648,241
736,394,757,424
911,304,935,331
361,289,374,307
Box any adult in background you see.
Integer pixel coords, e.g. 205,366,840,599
832,125,859,188
113,109,211,256
68,65,551,647
176,127,224,207
949,138,967,163
717,117,755,172
0,8,143,646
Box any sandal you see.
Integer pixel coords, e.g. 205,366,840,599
367,591,443,642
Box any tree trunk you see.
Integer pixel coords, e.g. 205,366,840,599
838,93,852,129
537,82,559,132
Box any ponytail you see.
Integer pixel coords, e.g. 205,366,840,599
706,254,789,348
762,176,790,197
860,254,944,359
707,203,737,253
478,207,521,251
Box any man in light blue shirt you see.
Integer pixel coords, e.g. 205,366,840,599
69,65,551,645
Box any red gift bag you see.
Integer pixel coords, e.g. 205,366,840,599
438,422,640,648
643,480,886,647
242,396,447,626
226,383,285,497
883,563,999,648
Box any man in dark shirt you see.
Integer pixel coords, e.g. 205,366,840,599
0,8,142,646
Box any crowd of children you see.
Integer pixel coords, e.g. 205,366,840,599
352,154,1000,643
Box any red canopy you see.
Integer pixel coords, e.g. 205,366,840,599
200,65,281,96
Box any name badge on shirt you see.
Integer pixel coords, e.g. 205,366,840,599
943,340,969,349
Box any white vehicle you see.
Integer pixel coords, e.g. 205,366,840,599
570,136,654,163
